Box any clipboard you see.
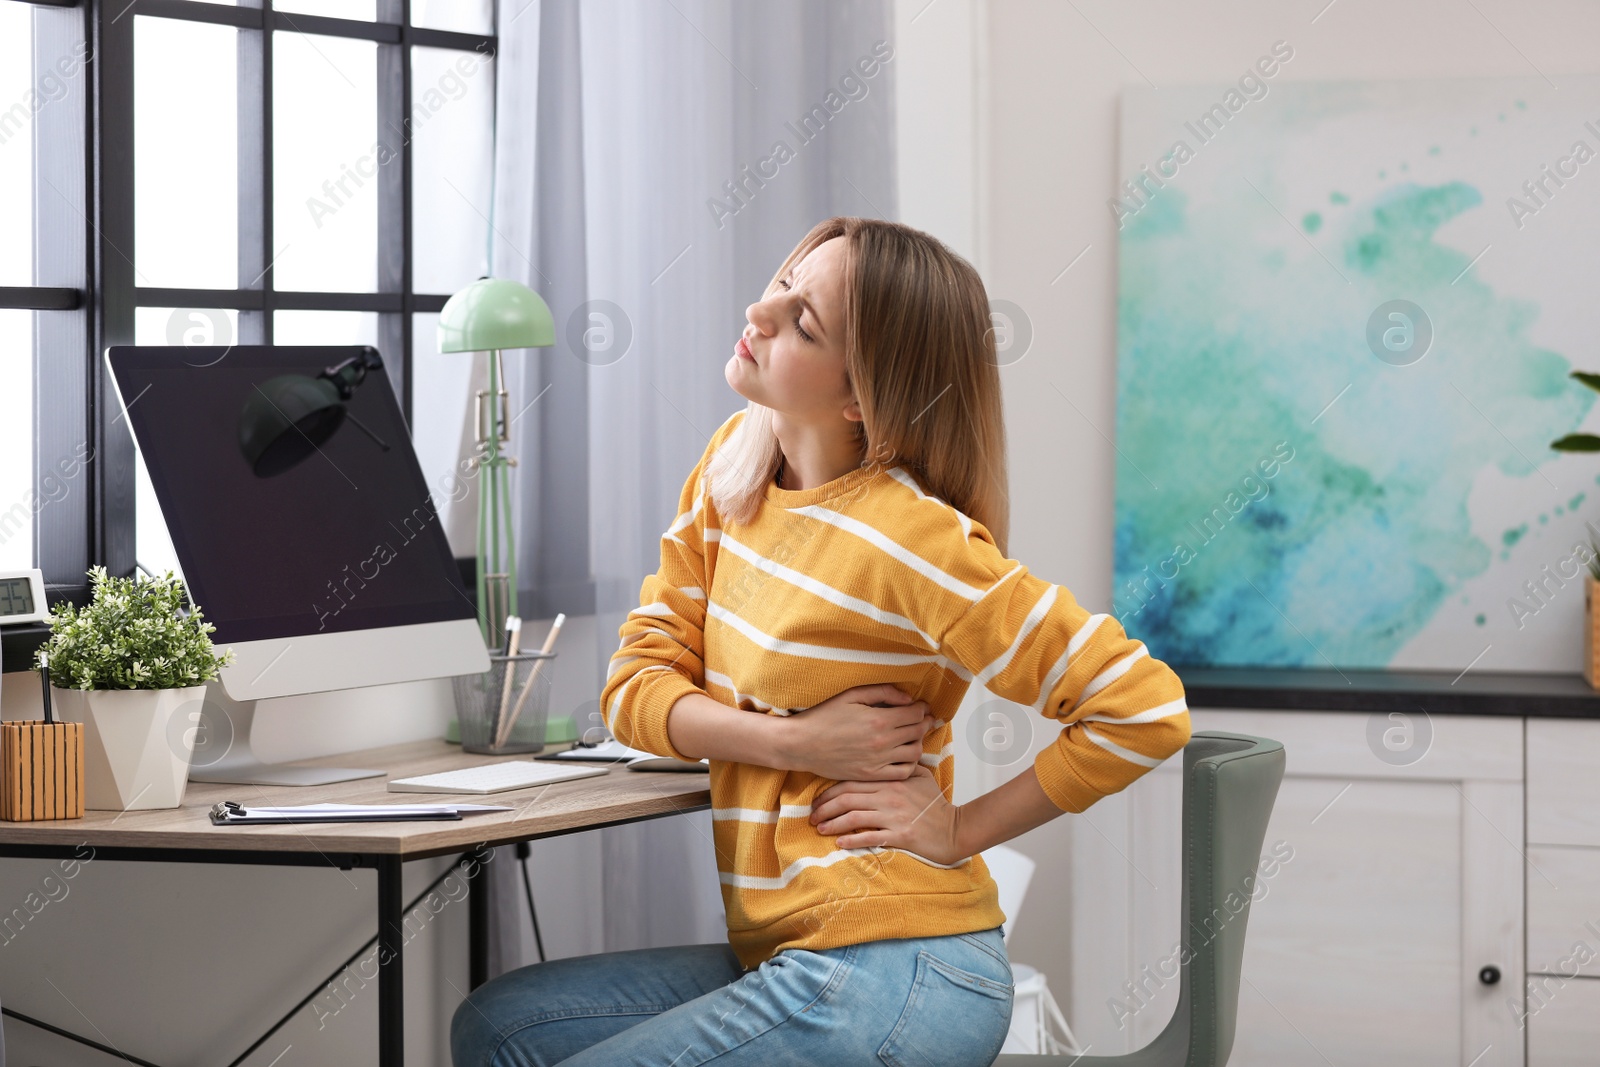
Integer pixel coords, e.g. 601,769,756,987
209,801,476,825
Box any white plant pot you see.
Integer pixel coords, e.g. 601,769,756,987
52,685,207,811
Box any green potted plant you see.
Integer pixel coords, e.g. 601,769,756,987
36,567,235,810
1549,372,1600,689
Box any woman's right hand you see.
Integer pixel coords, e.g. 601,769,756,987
777,683,938,782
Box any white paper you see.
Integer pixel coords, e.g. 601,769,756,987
222,802,513,819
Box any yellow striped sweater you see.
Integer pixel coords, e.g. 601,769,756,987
601,410,1191,969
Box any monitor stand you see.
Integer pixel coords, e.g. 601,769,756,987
187,680,385,786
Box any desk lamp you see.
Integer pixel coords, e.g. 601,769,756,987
438,278,556,650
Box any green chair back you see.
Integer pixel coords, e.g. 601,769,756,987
995,730,1286,1067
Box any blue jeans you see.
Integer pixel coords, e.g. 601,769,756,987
451,925,1014,1066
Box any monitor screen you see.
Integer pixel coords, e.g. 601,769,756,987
107,346,474,644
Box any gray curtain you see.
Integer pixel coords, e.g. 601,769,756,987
486,0,898,971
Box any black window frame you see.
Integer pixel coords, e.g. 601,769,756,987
22,0,496,607
4,0,94,612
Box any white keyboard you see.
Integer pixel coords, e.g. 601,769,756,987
388,761,609,795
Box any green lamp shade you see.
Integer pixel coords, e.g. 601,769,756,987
438,278,556,353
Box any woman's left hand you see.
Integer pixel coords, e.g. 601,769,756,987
809,764,967,866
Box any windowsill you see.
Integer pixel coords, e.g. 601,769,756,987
0,623,48,675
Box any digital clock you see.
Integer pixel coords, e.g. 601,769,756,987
0,568,49,626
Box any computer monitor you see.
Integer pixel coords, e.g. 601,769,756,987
106,345,489,784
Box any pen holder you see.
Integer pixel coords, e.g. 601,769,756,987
453,650,555,755
2,721,85,821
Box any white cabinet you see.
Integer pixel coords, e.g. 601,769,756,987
1526,976,1600,1066
1526,848,1600,979
1524,720,1600,1063
1069,709,1525,1067
1527,719,1600,847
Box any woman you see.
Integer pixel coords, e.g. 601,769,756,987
452,217,1191,1066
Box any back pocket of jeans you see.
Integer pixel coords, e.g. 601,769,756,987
877,950,1013,1067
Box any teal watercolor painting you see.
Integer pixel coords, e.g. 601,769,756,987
1112,78,1600,671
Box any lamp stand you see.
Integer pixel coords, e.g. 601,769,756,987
475,347,518,650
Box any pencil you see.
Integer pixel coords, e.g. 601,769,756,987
493,616,523,745
39,651,53,725
497,613,565,749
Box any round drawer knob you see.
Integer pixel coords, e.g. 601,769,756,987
1479,965,1502,986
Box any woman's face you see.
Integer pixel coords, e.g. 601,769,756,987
727,236,860,427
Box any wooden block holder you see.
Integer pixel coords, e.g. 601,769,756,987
1,720,85,821
1586,575,1600,692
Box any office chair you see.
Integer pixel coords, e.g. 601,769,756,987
994,730,1286,1067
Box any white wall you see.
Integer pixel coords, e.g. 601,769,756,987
963,0,1600,1040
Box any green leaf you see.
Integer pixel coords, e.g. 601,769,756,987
1550,433,1600,453
40,568,233,690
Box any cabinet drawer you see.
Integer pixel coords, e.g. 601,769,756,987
1527,848,1600,978
1527,975,1600,1065
1528,721,1600,847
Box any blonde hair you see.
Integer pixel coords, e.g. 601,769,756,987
707,217,1010,554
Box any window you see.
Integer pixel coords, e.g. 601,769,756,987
0,1,91,588
0,1,495,600
98,0,496,584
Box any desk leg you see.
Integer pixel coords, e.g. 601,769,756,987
378,855,404,1067
469,852,489,989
